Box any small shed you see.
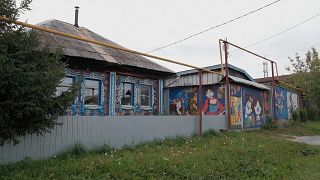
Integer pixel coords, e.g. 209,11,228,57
164,64,270,130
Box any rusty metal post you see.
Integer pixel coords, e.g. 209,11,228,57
271,62,277,122
219,40,225,75
198,70,203,135
223,41,231,130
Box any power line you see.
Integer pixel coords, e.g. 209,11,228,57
148,0,281,53
230,12,320,53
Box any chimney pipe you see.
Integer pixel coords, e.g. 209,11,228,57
74,6,79,27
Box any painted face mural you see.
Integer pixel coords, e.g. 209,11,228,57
169,87,198,115
172,98,184,115
169,85,225,116
217,85,226,105
287,91,298,119
202,85,225,115
231,84,241,97
242,87,266,129
275,87,288,120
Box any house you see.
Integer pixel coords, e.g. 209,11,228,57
37,19,175,116
255,74,301,120
164,64,270,130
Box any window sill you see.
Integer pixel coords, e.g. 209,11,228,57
121,105,134,109
85,105,100,109
141,106,152,110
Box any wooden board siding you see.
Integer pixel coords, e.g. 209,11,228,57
164,73,223,88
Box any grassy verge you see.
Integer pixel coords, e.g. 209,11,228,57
0,122,320,179
272,121,320,136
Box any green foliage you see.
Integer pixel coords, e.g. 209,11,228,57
291,110,299,121
202,129,219,137
306,106,320,121
274,121,320,136
262,117,277,130
57,143,87,158
291,107,320,122
298,109,308,122
298,145,320,156
288,47,320,110
0,0,77,144
94,144,114,154
1,124,320,179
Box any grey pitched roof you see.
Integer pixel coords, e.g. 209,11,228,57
255,74,291,84
37,19,174,73
220,75,270,90
177,64,254,81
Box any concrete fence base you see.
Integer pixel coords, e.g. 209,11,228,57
0,115,226,164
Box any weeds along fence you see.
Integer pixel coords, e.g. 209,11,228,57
0,115,226,164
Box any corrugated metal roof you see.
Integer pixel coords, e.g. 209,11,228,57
255,74,291,84
221,75,270,90
177,64,254,81
37,19,174,73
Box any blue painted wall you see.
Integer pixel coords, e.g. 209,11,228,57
275,86,288,120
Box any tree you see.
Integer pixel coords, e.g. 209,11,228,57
288,48,320,110
0,0,77,144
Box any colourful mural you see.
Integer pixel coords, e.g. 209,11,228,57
231,84,241,97
201,84,225,115
230,84,242,129
169,87,198,115
168,84,225,116
275,87,288,120
242,87,266,129
262,91,271,116
230,96,242,129
287,91,299,119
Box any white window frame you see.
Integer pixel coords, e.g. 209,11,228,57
120,82,135,108
140,84,152,109
84,78,101,109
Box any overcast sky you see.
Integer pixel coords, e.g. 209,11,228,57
17,0,320,78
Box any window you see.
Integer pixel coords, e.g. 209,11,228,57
55,77,74,96
121,82,134,106
85,79,100,106
140,85,151,107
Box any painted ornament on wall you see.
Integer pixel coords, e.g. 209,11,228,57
231,84,241,97
169,87,198,115
230,96,242,129
287,91,298,119
242,87,265,129
275,87,288,120
201,85,225,116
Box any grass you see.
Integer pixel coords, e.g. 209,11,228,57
272,121,320,136
0,122,320,179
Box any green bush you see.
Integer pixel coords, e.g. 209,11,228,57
306,106,319,121
262,117,277,130
298,109,308,122
291,110,299,121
